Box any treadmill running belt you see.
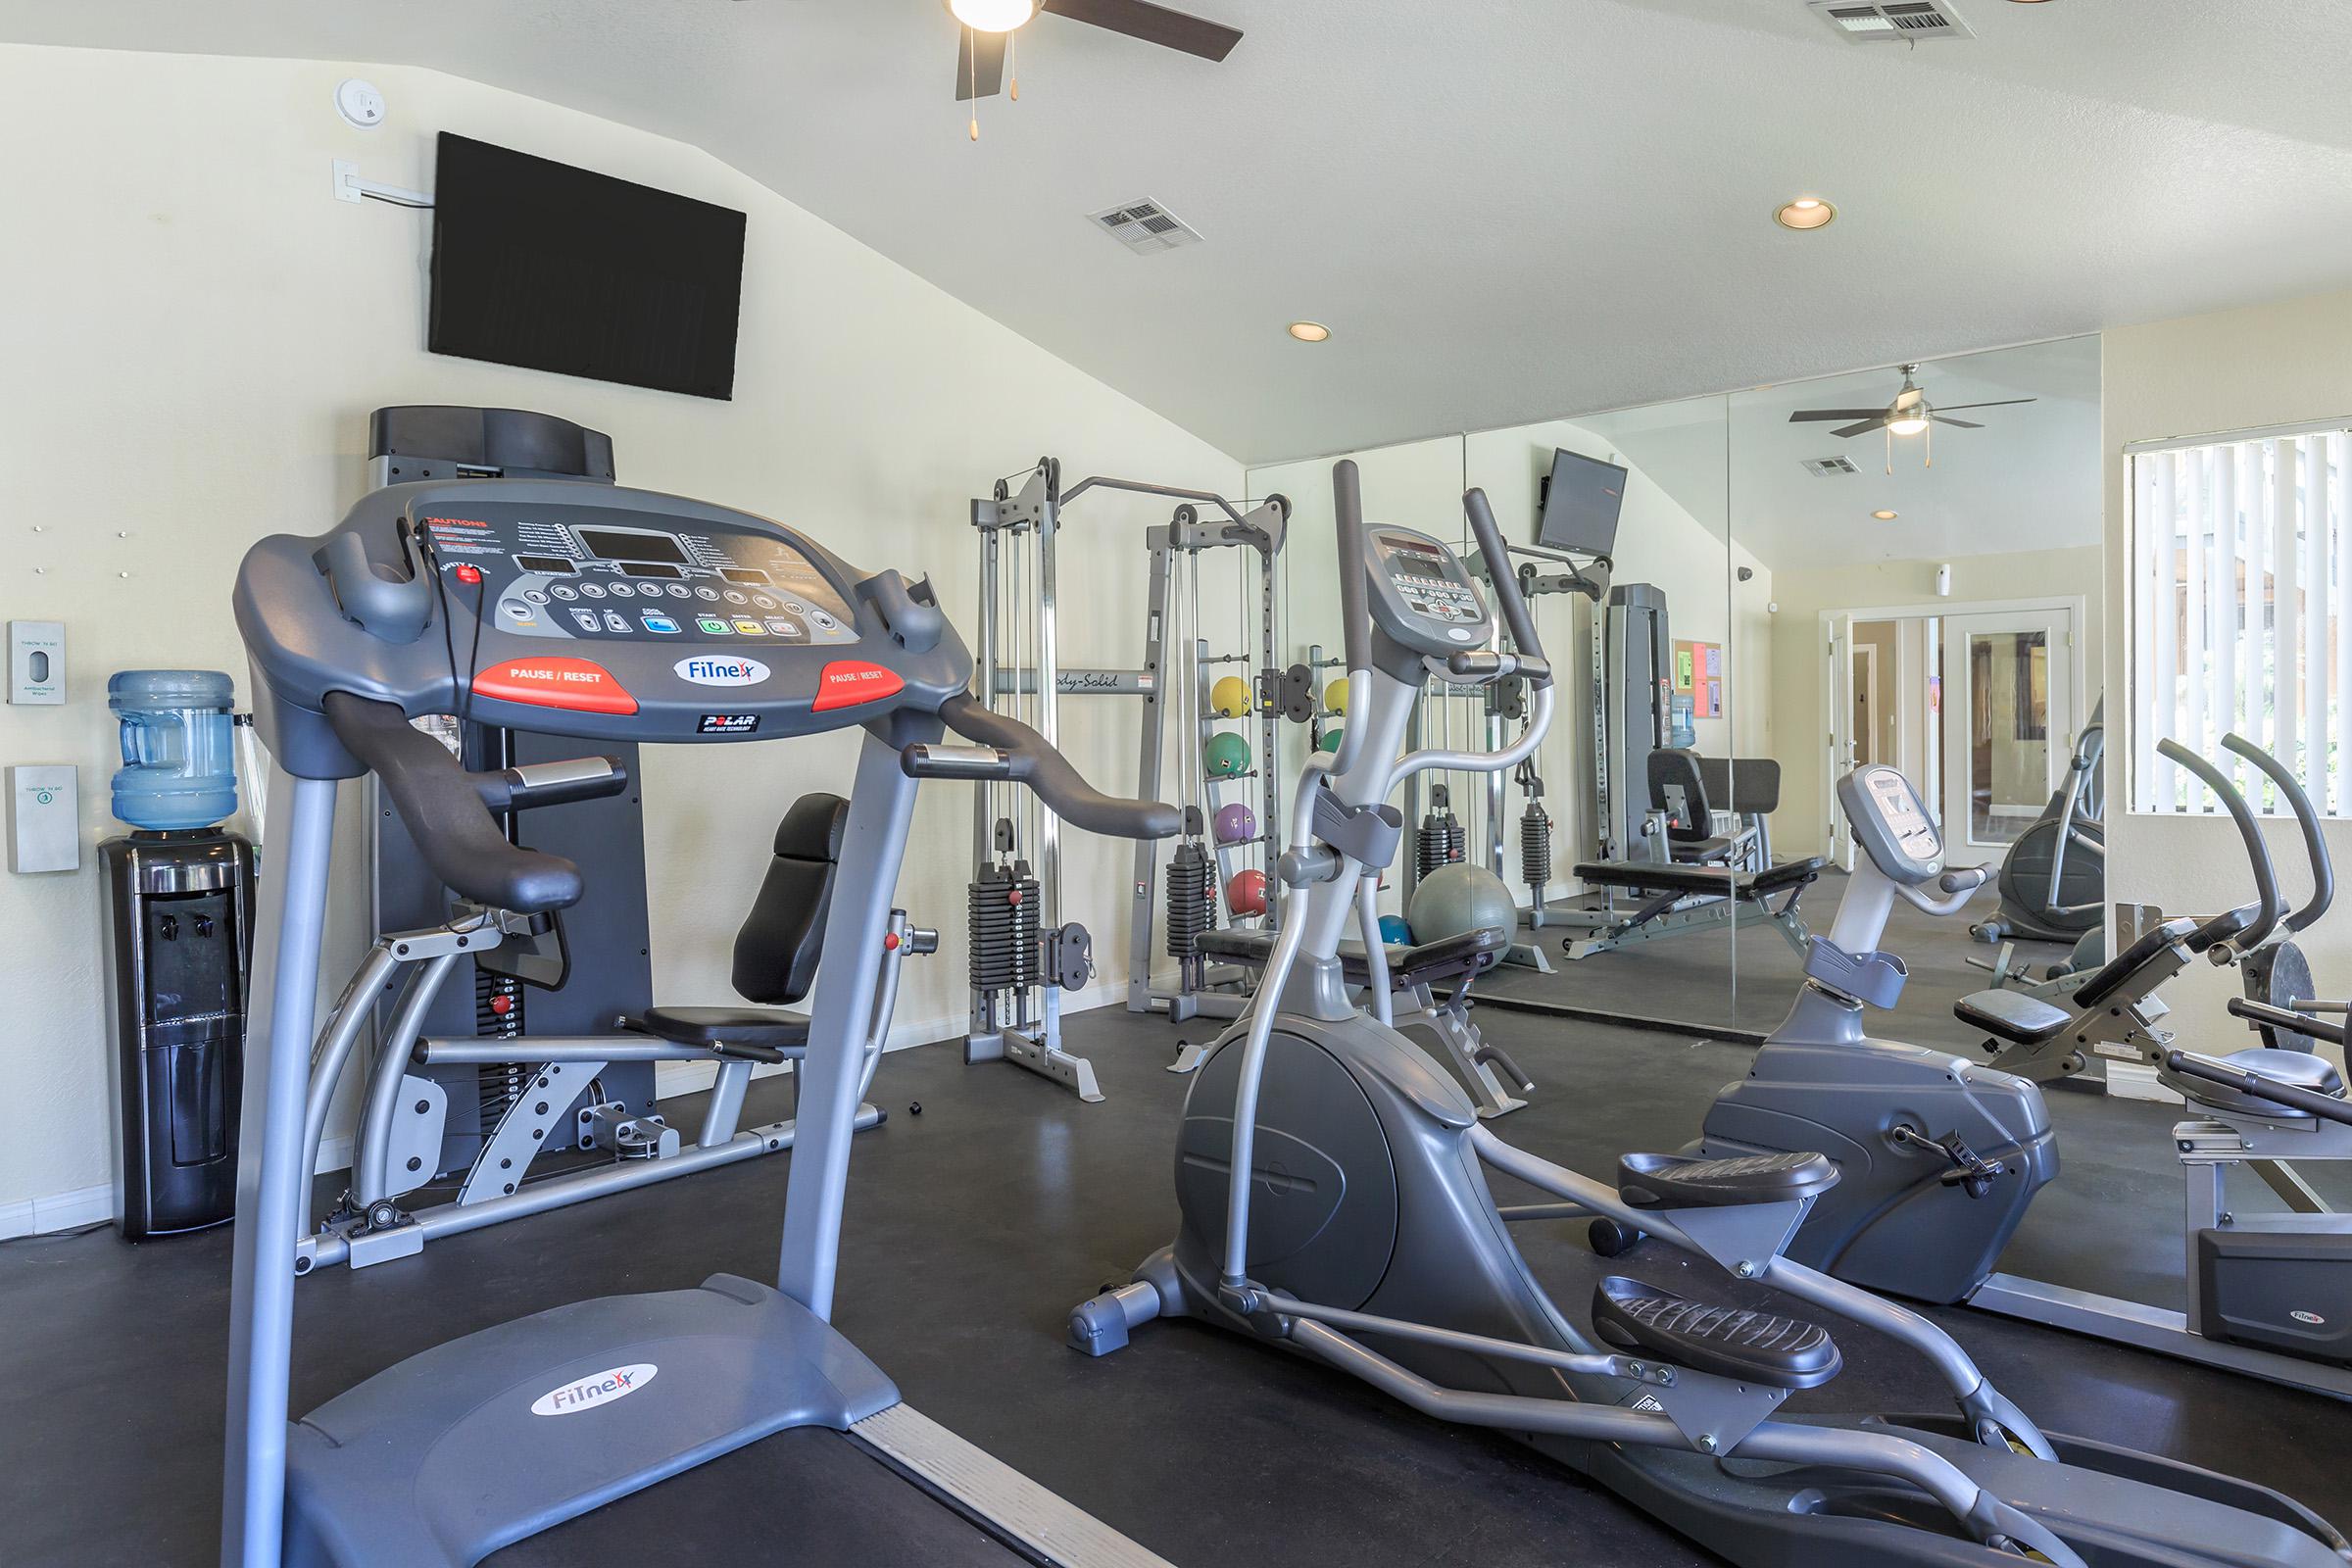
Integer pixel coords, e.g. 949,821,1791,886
488,1426,1037,1566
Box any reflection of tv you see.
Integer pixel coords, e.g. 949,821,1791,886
1536,447,1628,557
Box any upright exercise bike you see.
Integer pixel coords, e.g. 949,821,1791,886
1069,463,2348,1568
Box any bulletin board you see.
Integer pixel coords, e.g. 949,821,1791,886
1673,639,1724,720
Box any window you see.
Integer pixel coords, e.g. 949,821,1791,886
2131,425,2350,813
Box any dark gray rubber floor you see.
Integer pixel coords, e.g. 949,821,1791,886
2,989,2345,1567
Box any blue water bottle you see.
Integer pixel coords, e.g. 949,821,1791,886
109,669,240,831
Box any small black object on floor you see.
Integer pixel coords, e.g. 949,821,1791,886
1,1005,2345,1567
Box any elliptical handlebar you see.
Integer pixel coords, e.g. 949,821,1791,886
2159,738,2283,956
2222,733,2334,933
1461,488,1549,683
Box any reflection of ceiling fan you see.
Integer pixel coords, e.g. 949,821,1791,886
1788,363,2035,469
949,0,1242,138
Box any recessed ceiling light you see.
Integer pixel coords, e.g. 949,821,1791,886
949,0,1035,30
1872,510,1899,520
1774,197,1837,231
1288,320,1331,343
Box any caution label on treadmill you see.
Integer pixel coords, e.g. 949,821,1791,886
812,660,905,711
472,657,639,714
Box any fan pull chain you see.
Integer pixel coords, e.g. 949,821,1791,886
1009,29,1019,100
1926,416,1934,468
968,26,980,141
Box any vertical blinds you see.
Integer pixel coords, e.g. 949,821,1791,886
2132,429,2350,813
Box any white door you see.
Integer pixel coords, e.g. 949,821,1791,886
1823,613,1855,870
1938,610,2076,868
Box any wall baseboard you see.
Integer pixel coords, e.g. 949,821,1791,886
0,1182,114,1241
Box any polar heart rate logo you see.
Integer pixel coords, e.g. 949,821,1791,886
676,656,771,688
530,1362,659,1417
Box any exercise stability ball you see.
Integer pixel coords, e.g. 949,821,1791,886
1210,674,1251,719
1213,802,1256,845
1408,862,1516,947
1204,732,1251,778
1226,868,1268,917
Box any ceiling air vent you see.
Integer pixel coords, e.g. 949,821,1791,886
1088,199,1203,256
1802,456,1861,477
1809,1,1974,42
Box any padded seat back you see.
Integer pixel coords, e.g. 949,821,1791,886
1697,757,1783,815
731,793,851,1005
1646,750,1713,845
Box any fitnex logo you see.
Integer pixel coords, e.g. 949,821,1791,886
676,655,771,688
530,1362,659,1417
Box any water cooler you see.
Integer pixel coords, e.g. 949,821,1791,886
102,669,256,1239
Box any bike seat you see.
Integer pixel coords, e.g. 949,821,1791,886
1592,1276,1842,1390
2165,1046,2346,1118
1954,987,2071,1046
625,1006,808,1060
1616,1151,1838,1210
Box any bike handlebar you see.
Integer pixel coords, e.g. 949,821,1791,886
2222,734,2334,933
2159,738,2281,955
1462,488,1548,681
936,692,1181,841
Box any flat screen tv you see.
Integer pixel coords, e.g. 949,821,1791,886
1536,446,1628,557
428,134,748,400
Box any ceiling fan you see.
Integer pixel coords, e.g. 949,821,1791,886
1787,363,2035,470
948,0,1242,138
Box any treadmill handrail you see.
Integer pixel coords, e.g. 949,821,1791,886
2222,733,2334,933
2158,738,2282,956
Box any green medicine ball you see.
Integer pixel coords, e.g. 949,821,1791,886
1317,727,1345,755
1203,732,1251,778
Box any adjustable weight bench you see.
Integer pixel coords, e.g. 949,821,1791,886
1185,925,1537,1117
1556,856,1824,961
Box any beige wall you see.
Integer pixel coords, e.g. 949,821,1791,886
0,45,1244,1224
1767,545,2104,859
2104,287,2352,1074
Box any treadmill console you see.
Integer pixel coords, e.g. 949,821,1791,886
1363,526,1493,657
1838,762,1945,885
420,504,860,648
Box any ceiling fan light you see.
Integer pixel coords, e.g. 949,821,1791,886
950,0,1035,31
1887,415,1929,436
1774,197,1837,231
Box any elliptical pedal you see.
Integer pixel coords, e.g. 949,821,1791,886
1592,1276,1844,1390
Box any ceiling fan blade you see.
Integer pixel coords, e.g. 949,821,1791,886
1830,417,1888,439
1932,416,1984,429
1041,0,1243,61
1788,409,1888,422
1931,398,2036,413
956,26,1006,100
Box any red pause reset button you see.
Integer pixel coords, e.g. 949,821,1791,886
812,661,906,712
454,564,483,586
471,658,639,714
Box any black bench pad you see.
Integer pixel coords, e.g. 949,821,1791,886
1616,1151,1838,1211
2070,917,2198,1007
1196,926,1506,988
1954,988,2071,1046
1571,857,1824,899
1592,1276,1842,1390
625,1006,809,1054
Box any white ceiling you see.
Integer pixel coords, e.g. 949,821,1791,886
1583,333,2102,571
9,0,2349,463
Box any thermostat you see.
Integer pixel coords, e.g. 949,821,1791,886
9,620,64,704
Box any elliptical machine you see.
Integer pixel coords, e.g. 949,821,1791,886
1069,464,2348,1568
1970,706,2106,991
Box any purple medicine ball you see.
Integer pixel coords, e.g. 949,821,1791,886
1213,802,1257,845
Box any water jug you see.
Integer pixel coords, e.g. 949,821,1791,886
110,669,239,831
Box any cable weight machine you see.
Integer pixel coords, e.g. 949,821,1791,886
966,460,1286,1100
